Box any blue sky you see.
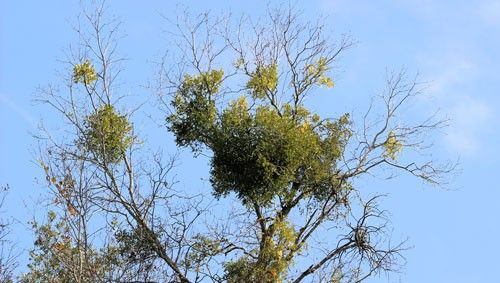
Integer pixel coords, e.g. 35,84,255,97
1,1,499,282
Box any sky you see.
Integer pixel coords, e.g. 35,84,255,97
1,0,500,282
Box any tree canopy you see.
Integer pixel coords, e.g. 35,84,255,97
16,2,454,283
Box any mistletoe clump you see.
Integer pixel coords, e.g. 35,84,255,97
384,131,403,160
73,59,98,85
83,104,133,163
169,66,352,206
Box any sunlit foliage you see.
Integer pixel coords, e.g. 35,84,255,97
21,212,121,283
306,57,334,88
82,104,133,163
72,60,98,85
384,131,403,160
247,63,278,99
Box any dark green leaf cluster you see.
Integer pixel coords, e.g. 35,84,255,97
168,69,352,206
114,228,157,264
224,256,264,283
167,70,223,151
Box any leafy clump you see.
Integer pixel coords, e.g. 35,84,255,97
169,64,351,206
83,104,133,163
73,59,98,85
210,98,351,205
384,131,403,160
167,69,223,150
247,63,278,99
114,228,157,264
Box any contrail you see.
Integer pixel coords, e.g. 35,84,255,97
0,93,37,128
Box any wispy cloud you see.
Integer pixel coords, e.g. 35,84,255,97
426,57,476,97
0,93,37,128
407,45,491,157
420,53,493,156
445,96,492,155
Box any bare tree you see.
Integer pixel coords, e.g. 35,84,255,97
26,2,208,282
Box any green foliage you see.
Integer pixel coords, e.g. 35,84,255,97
224,256,261,283
114,228,156,264
210,100,351,205
247,63,278,99
0,186,14,283
21,212,120,283
167,70,223,151
186,69,224,94
233,57,245,69
224,220,297,283
83,104,133,163
168,64,351,205
383,131,403,160
166,57,354,281
260,220,297,281
72,60,98,85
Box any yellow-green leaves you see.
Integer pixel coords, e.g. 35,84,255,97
318,76,334,88
384,131,403,160
182,69,224,95
222,96,251,128
247,63,278,99
84,104,133,163
39,160,49,175
224,220,297,283
306,57,334,88
73,59,98,85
